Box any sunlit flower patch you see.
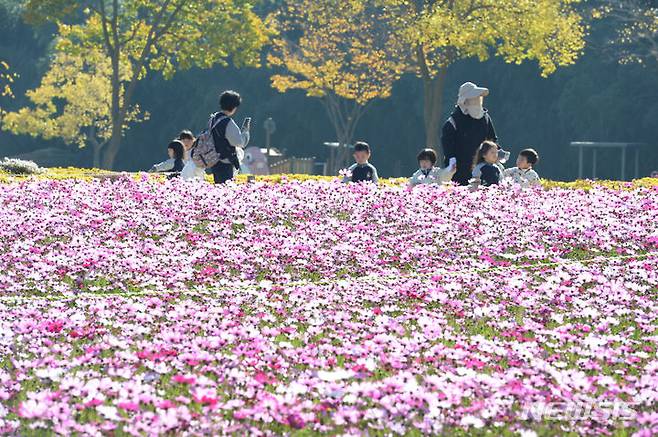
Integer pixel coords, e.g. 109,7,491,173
0,177,656,435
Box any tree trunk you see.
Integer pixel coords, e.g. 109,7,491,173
101,45,123,170
102,125,123,169
322,95,365,176
87,127,104,169
422,69,447,154
92,143,102,169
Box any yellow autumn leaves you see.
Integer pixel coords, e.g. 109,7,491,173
2,48,147,149
268,0,405,106
267,0,587,116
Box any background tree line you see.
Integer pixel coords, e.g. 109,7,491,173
0,0,656,180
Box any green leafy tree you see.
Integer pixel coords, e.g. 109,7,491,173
3,50,147,168
268,0,404,173
379,0,587,151
24,0,269,169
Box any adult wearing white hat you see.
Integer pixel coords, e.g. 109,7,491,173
441,82,498,185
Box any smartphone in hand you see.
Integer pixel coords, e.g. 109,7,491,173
242,117,252,131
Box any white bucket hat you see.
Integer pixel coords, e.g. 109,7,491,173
457,82,489,105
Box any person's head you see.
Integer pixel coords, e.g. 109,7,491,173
178,130,195,150
168,140,185,160
353,141,371,164
474,140,499,166
457,82,489,119
517,148,539,170
417,148,437,170
219,90,241,116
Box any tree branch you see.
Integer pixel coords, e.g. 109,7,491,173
97,0,115,55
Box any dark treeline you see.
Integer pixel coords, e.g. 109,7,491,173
1,0,656,180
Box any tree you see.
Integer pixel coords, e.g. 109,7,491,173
2,50,147,168
378,0,587,151
0,60,17,115
597,0,658,66
267,0,404,173
24,0,268,169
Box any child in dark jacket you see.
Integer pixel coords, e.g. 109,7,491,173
149,140,185,175
472,141,501,186
342,141,379,184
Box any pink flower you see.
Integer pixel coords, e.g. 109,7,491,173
45,320,64,333
18,399,48,419
117,401,140,412
172,374,196,385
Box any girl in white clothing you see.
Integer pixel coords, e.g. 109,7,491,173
178,130,206,181
409,148,456,186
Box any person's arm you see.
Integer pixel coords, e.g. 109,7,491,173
480,165,499,186
409,169,422,186
486,114,498,143
150,159,175,173
225,119,250,149
503,168,514,178
370,165,379,184
526,169,540,185
441,119,457,167
438,166,455,183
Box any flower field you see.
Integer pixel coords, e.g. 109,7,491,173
0,176,656,436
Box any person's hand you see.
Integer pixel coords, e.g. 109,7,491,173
448,157,457,170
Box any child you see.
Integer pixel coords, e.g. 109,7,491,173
342,141,379,184
178,130,206,181
149,140,185,175
178,130,195,154
472,140,501,186
504,148,540,186
409,148,456,186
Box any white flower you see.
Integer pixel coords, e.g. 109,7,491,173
97,405,120,421
287,381,308,396
519,429,538,437
339,168,353,178
343,393,358,404
35,368,63,381
317,369,355,382
18,400,48,419
460,415,484,428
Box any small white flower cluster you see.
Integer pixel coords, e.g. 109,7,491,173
0,157,45,175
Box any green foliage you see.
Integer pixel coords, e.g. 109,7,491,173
0,1,656,179
18,0,269,169
268,0,405,172
2,49,146,149
269,0,403,105
381,0,587,79
595,0,658,66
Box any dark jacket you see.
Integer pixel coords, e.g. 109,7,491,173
209,113,237,169
441,106,497,185
343,162,379,184
479,163,501,186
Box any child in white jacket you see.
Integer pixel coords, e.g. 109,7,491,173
409,149,456,186
503,148,540,187
177,130,206,181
